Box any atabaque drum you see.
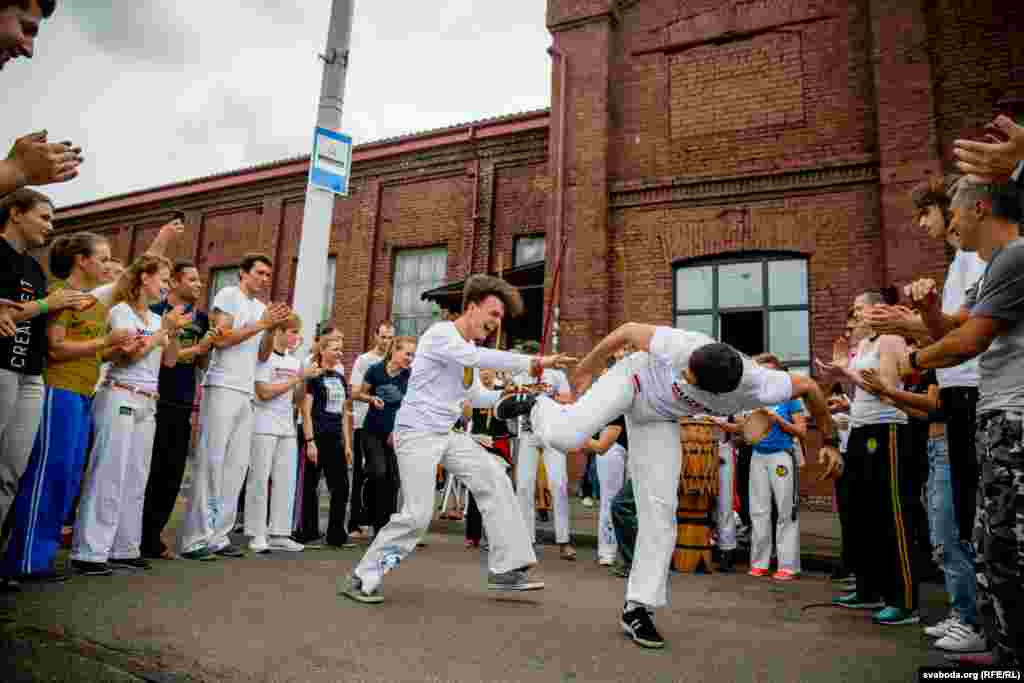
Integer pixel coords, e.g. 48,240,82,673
674,418,721,573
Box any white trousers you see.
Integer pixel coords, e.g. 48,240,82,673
515,434,570,544
355,430,535,593
532,352,682,608
179,386,253,554
748,451,800,572
0,370,44,532
71,388,156,562
717,441,737,552
246,433,298,538
596,444,626,560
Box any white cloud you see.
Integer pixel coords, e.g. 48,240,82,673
2,1,551,207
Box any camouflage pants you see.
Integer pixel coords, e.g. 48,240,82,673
975,411,1024,666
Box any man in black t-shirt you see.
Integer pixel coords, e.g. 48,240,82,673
140,260,212,560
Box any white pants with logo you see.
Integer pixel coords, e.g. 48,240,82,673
596,443,626,561
0,370,44,532
355,430,535,593
71,387,157,562
246,433,298,538
717,441,737,552
532,352,684,608
515,434,570,544
748,451,800,572
179,386,253,554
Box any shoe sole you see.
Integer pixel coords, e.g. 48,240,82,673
874,616,921,625
214,551,246,558
834,602,885,609
109,563,149,571
934,642,989,653
251,548,271,554
620,622,665,649
488,581,545,591
339,588,383,604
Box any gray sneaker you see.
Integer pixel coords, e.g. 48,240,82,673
487,568,545,591
339,574,383,604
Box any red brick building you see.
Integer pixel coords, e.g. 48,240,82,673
52,0,1023,495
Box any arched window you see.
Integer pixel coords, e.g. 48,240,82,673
673,253,811,372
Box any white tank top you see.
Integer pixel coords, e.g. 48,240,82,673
850,337,907,427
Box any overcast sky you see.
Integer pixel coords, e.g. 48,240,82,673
2,1,552,208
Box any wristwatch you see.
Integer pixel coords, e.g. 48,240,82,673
908,350,920,371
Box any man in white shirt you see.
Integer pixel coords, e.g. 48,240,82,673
348,320,395,539
340,275,574,604
497,323,840,650
178,253,291,560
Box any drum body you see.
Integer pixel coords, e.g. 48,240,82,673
674,419,720,572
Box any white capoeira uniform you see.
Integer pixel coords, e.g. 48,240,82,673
179,286,266,554
530,327,793,609
353,321,537,593
513,368,572,545
247,351,300,541
72,303,163,563
596,416,627,563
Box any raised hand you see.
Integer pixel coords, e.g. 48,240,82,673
541,353,578,371
815,357,848,385
46,288,97,313
903,278,940,312
953,115,1024,183
831,336,850,367
862,304,920,337
6,131,83,186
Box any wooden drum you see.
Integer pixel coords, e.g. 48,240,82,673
673,419,721,573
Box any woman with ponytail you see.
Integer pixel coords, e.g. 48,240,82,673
70,255,189,574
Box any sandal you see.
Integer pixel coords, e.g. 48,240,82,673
560,545,577,561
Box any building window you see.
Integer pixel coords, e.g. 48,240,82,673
208,266,240,309
673,255,810,371
392,246,447,336
513,235,545,266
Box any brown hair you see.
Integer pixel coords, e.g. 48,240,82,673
375,319,395,334
172,259,196,277
1,1,56,18
315,334,343,368
48,231,107,280
111,254,172,306
911,174,959,213
462,274,524,318
383,336,417,365
0,187,53,228
753,352,785,370
240,252,272,272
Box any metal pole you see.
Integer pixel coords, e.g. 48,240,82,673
292,0,355,359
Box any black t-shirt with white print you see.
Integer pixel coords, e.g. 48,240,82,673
0,239,47,376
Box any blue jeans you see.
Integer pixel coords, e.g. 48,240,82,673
927,436,978,625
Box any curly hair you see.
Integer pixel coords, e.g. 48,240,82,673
111,254,172,306
462,274,524,318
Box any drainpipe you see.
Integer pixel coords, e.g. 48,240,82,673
547,44,568,353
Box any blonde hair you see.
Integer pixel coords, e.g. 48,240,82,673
383,336,417,365
111,254,172,306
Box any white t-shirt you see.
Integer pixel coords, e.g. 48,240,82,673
635,327,793,419
350,350,385,428
395,321,533,434
202,286,267,395
106,303,163,394
936,250,987,389
254,351,300,436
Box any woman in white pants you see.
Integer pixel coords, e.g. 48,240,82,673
247,315,321,553
71,255,186,574
586,415,627,565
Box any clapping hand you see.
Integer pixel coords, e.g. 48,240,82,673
0,303,17,337
903,278,940,313
817,446,844,481
953,115,1024,183
859,368,892,399
862,304,920,337
261,303,292,329
541,353,578,371
7,131,83,186
161,305,192,332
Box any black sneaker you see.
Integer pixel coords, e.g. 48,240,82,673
109,557,151,571
494,392,537,421
0,577,21,592
71,560,113,576
621,604,665,649
213,543,246,558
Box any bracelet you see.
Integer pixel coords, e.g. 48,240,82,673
37,299,49,315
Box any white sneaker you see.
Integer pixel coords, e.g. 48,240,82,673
249,536,270,554
923,615,958,638
269,537,304,552
582,497,595,508
934,622,987,653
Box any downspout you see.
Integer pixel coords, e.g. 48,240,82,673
547,45,568,352
467,126,479,277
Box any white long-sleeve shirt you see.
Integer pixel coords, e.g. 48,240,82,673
394,321,533,434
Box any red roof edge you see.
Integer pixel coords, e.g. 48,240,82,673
57,109,551,222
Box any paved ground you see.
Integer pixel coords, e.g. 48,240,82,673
2,519,951,683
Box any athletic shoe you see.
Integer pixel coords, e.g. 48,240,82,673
718,550,735,573
0,577,21,592
249,536,270,554
610,563,631,578
621,604,665,649
487,568,545,591
269,537,304,552
934,622,987,653
71,560,113,577
181,547,219,561
213,544,246,558
748,567,771,577
772,569,798,581
465,539,481,549
830,567,854,582
924,615,959,638
872,607,920,625
109,557,151,570
493,392,537,421
294,535,324,549
339,574,383,604
832,592,885,609
839,577,857,591
581,497,595,508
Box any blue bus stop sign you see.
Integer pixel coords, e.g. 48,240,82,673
309,127,352,196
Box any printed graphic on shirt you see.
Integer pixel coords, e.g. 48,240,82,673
866,437,879,454
5,279,38,371
775,464,788,477
323,376,345,414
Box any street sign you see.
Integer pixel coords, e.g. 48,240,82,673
309,127,353,196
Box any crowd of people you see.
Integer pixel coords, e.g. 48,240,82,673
1,0,1022,666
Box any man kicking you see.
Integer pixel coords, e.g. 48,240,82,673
340,274,575,603
496,323,842,649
